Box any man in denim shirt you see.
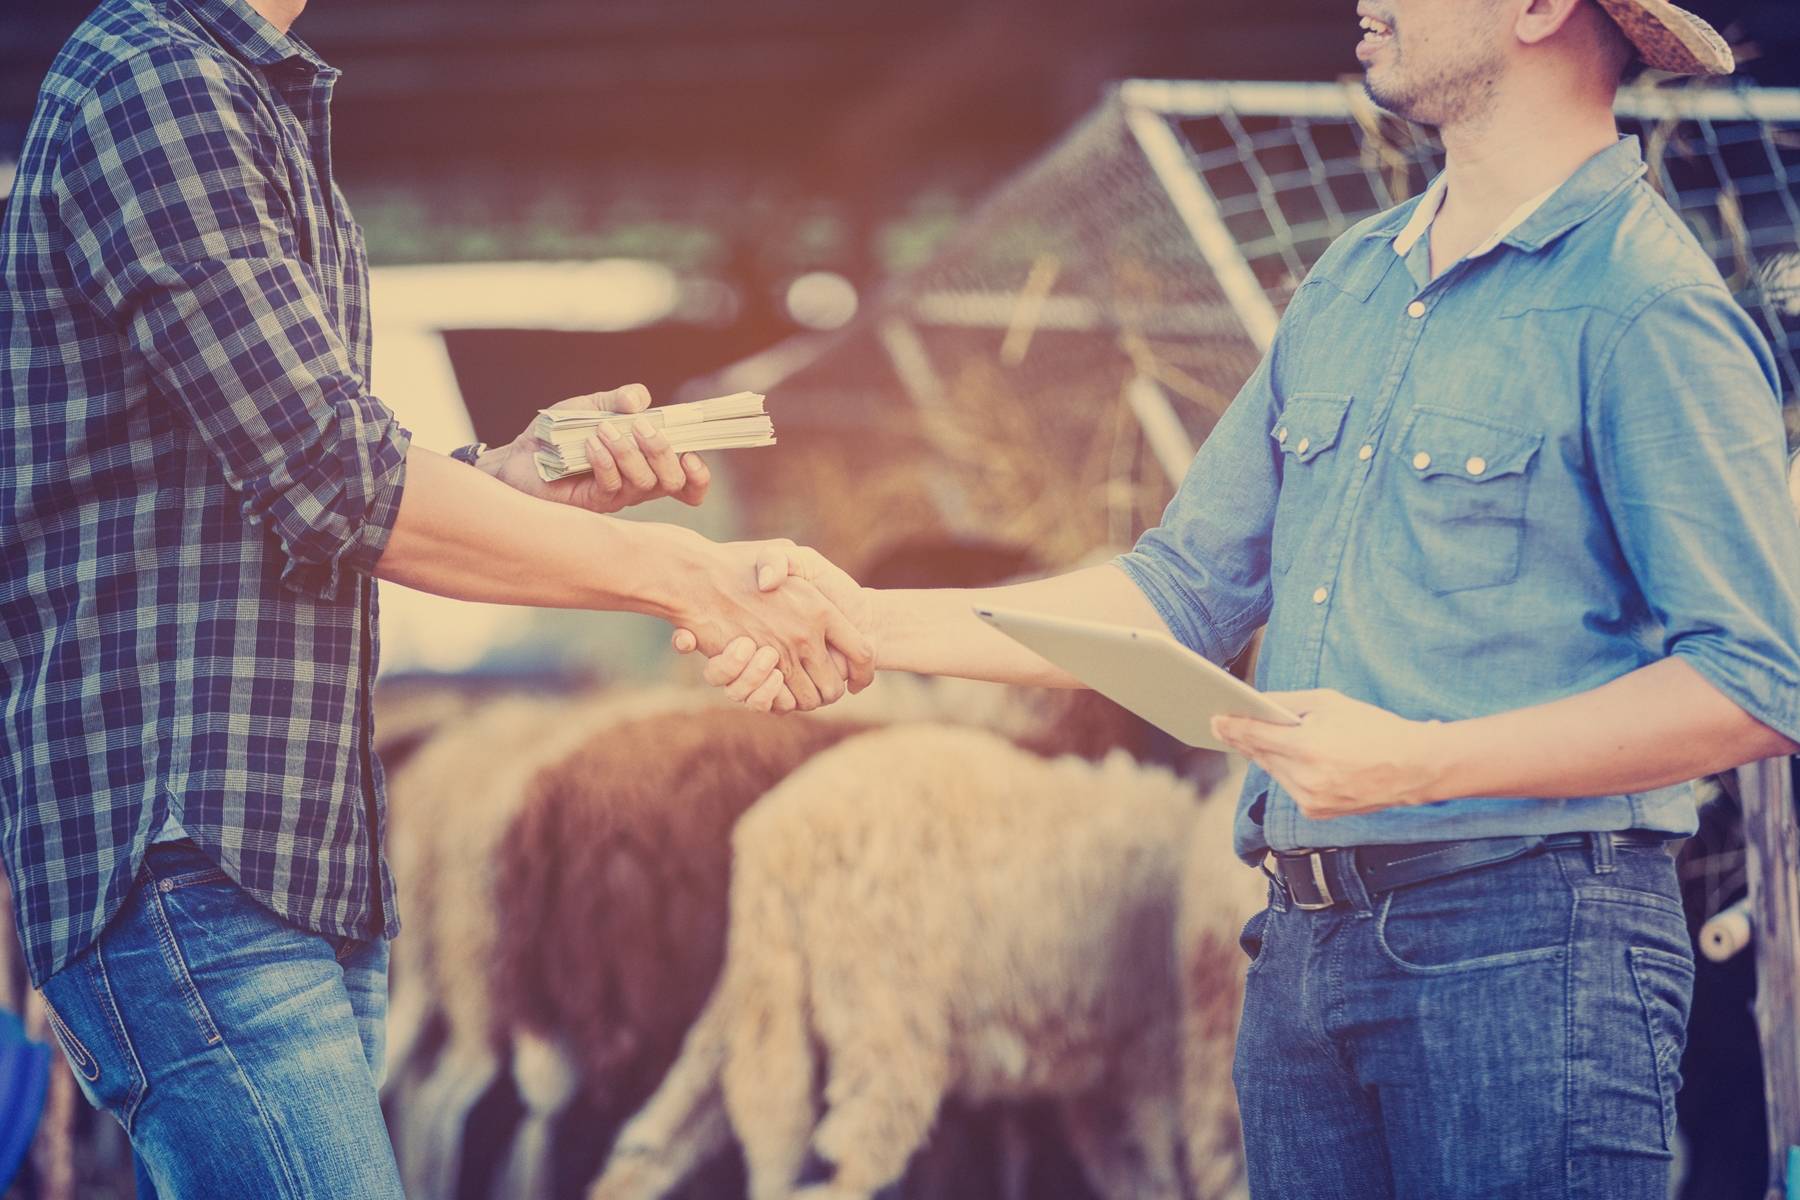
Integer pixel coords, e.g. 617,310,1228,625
699,0,1800,1194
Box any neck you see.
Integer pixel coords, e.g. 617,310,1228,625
1435,70,1618,233
245,0,305,34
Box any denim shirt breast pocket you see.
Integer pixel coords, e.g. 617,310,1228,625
1270,393,1353,577
1393,406,1543,595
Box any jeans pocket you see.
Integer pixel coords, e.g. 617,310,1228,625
37,992,98,1083
1628,945,1693,1150
1374,890,1566,974
40,951,148,1132
1239,905,1274,976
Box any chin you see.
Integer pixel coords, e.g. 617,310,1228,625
1363,73,1406,116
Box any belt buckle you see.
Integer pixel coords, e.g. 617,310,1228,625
1269,848,1339,911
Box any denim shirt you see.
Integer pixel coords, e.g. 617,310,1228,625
1116,137,1800,862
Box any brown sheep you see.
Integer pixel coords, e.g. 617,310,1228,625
487,708,874,1199
496,708,872,1104
382,686,729,1200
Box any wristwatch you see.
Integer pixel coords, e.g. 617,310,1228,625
449,442,488,467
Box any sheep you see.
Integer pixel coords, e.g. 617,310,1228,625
589,723,1260,1200
487,707,873,1200
489,681,1225,1200
380,685,729,1200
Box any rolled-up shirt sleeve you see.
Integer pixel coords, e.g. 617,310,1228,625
1114,352,1281,666
53,43,408,601
1591,281,1800,741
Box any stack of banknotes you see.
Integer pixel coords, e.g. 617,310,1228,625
532,391,774,481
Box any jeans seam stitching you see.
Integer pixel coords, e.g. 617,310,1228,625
160,869,228,889
1627,946,1686,1151
1372,892,1564,974
86,947,148,1131
38,991,99,1083
148,888,222,1045
1561,890,1576,1197
202,1019,310,1200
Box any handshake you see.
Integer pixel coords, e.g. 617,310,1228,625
666,541,875,714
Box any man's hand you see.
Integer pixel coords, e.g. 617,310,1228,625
477,383,712,513
669,539,874,712
1211,690,1447,819
672,541,876,712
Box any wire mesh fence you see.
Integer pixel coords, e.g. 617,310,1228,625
696,79,1800,576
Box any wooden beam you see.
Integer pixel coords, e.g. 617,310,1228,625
1740,754,1800,1200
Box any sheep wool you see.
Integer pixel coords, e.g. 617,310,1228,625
595,723,1254,1200
488,706,872,1195
382,685,728,1200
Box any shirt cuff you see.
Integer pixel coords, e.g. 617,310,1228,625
1111,550,1229,665
1673,639,1800,746
278,416,411,602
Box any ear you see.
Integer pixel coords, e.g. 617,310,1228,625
1514,0,1588,46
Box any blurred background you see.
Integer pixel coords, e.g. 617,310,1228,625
2,4,1799,1200
5,0,1797,687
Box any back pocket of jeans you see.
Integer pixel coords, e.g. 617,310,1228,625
1393,407,1542,595
1628,945,1694,1150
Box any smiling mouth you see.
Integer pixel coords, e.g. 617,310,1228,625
1360,15,1394,42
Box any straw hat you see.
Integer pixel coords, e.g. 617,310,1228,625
1593,0,1735,75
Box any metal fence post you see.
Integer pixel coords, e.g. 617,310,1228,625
1739,755,1800,1200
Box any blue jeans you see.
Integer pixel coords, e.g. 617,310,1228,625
38,840,403,1199
1234,834,1693,1200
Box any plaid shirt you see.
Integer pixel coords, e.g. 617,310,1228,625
0,0,408,985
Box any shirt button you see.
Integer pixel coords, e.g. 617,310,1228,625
1407,301,1426,318
1358,444,1373,460
1413,451,1431,470
1296,438,1310,454
1312,587,1328,604
1278,427,1289,443
1466,456,1487,476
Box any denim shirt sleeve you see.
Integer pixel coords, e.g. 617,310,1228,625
1591,281,1800,741
53,45,409,602
1114,351,1280,666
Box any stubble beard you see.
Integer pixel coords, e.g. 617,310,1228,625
1363,24,1504,130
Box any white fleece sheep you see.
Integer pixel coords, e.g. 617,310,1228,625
591,723,1259,1200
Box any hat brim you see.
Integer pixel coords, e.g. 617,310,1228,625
1593,0,1736,75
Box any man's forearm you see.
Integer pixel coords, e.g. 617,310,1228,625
1424,656,1798,802
1215,655,1799,820
867,563,1173,686
376,448,872,708
374,446,705,619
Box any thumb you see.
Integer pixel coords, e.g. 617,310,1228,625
670,628,698,654
755,549,794,592
1212,713,1291,758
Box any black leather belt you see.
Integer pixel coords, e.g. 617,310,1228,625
1264,830,1671,911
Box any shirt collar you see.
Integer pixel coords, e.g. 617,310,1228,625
1390,172,1557,260
1371,136,1650,262
174,0,330,72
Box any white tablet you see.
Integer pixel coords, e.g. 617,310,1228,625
974,607,1300,752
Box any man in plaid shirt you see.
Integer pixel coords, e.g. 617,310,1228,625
0,0,868,1192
